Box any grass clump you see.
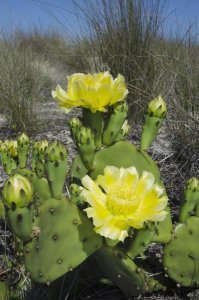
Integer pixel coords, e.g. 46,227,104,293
72,0,199,163
155,34,199,163
71,0,165,121
0,34,53,133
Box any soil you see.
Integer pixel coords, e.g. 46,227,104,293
0,102,198,300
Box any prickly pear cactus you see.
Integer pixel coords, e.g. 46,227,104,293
1,134,102,284
164,216,199,287
163,178,199,287
1,71,198,297
24,196,102,283
95,245,165,297
52,72,172,295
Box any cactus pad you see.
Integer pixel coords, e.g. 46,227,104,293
71,141,161,182
163,216,199,287
24,197,102,283
96,246,165,297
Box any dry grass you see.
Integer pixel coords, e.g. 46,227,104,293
70,0,165,122
0,34,53,133
154,33,199,162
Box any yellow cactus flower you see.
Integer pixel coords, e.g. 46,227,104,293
81,166,168,242
52,71,128,113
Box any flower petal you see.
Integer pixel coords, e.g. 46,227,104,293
81,175,106,206
95,215,129,242
135,171,155,196
52,72,128,112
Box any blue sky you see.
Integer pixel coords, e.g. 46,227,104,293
0,0,199,37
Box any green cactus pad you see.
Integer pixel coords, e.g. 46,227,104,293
1,152,17,175
71,141,161,182
44,141,68,198
90,141,160,180
44,159,67,198
71,155,88,181
179,178,199,222
82,109,103,148
7,206,33,241
24,197,102,283
163,216,199,287
152,206,173,244
102,102,128,146
96,246,165,297
17,133,30,168
31,177,51,203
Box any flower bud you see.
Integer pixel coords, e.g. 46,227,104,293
18,133,30,145
3,174,33,208
77,127,94,145
2,140,17,157
114,101,128,113
148,95,166,118
45,140,68,162
69,117,82,143
37,140,48,155
186,177,199,192
69,117,82,130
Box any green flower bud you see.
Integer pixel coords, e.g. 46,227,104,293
3,174,33,208
9,141,18,157
69,117,82,129
70,183,82,196
70,184,84,205
0,142,8,155
36,140,48,155
69,117,82,143
114,101,128,113
45,140,68,162
77,126,94,145
186,177,199,192
2,140,17,157
148,95,166,118
17,133,30,145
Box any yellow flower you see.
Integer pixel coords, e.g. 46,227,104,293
52,71,128,113
81,166,168,242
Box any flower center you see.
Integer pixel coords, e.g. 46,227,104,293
106,184,140,216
